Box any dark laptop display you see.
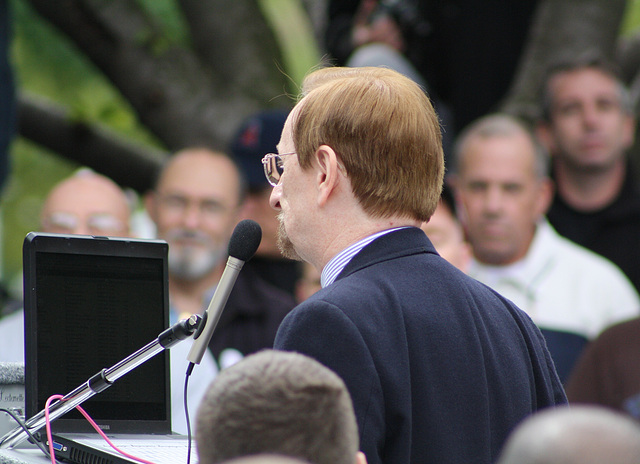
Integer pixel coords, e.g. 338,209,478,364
23,232,171,434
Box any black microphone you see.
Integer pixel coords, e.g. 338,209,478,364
187,219,262,364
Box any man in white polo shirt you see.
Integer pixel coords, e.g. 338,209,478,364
451,113,640,383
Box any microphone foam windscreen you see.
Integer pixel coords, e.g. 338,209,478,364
228,219,262,262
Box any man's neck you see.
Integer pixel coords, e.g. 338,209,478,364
169,267,224,318
316,216,422,271
554,158,626,212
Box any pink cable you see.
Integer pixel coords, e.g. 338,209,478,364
45,395,63,464
45,394,157,464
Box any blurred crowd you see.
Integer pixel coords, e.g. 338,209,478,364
2,1,640,463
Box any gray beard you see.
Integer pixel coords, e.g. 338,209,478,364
168,244,226,281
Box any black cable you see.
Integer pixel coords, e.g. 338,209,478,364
0,408,60,463
184,362,195,464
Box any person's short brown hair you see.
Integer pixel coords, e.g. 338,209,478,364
293,66,444,222
220,455,311,464
539,52,633,121
196,349,359,464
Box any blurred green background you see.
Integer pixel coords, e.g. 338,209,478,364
2,0,640,297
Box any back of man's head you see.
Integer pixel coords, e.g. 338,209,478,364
219,455,311,464
294,66,444,223
196,349,360,464
497,405,640,464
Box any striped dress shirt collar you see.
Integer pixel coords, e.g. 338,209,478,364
320,227,407,288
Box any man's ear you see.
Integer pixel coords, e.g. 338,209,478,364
446,174,467,227
355,451,368,464
446,174,458,191
622,114,636,151
143,191,157,221
535,122,556,154
314,144,341,207
536,177,554,219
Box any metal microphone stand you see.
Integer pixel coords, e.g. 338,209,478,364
0,315,202,449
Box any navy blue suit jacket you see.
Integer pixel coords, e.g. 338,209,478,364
275,227,566,464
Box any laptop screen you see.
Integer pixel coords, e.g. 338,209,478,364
23,232,171,434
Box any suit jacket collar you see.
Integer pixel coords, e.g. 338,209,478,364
335,227,437,282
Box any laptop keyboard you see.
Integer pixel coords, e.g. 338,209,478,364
74,436,196,464
114,442,193,463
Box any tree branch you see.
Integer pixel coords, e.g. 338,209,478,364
179,0,287,101
17,93,167,193
26,0,290,152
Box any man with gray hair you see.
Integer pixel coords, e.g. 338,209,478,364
451,113,640,383
496,405,640,464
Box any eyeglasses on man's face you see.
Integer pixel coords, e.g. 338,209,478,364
42,212,127,236
261,152,296,187
156,193,228,221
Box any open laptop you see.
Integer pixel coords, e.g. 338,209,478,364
22,232,193,464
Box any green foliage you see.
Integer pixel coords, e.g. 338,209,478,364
1,139,77,296
622,0,640,35
134,0,191,49
259,0,322,90
10,1,161,142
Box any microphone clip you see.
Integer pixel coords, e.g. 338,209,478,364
191,312,207,340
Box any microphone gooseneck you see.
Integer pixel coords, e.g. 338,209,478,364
187,220,262,364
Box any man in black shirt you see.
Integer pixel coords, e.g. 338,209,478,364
537,54,640,293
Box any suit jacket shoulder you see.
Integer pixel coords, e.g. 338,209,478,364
275,227,566,464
